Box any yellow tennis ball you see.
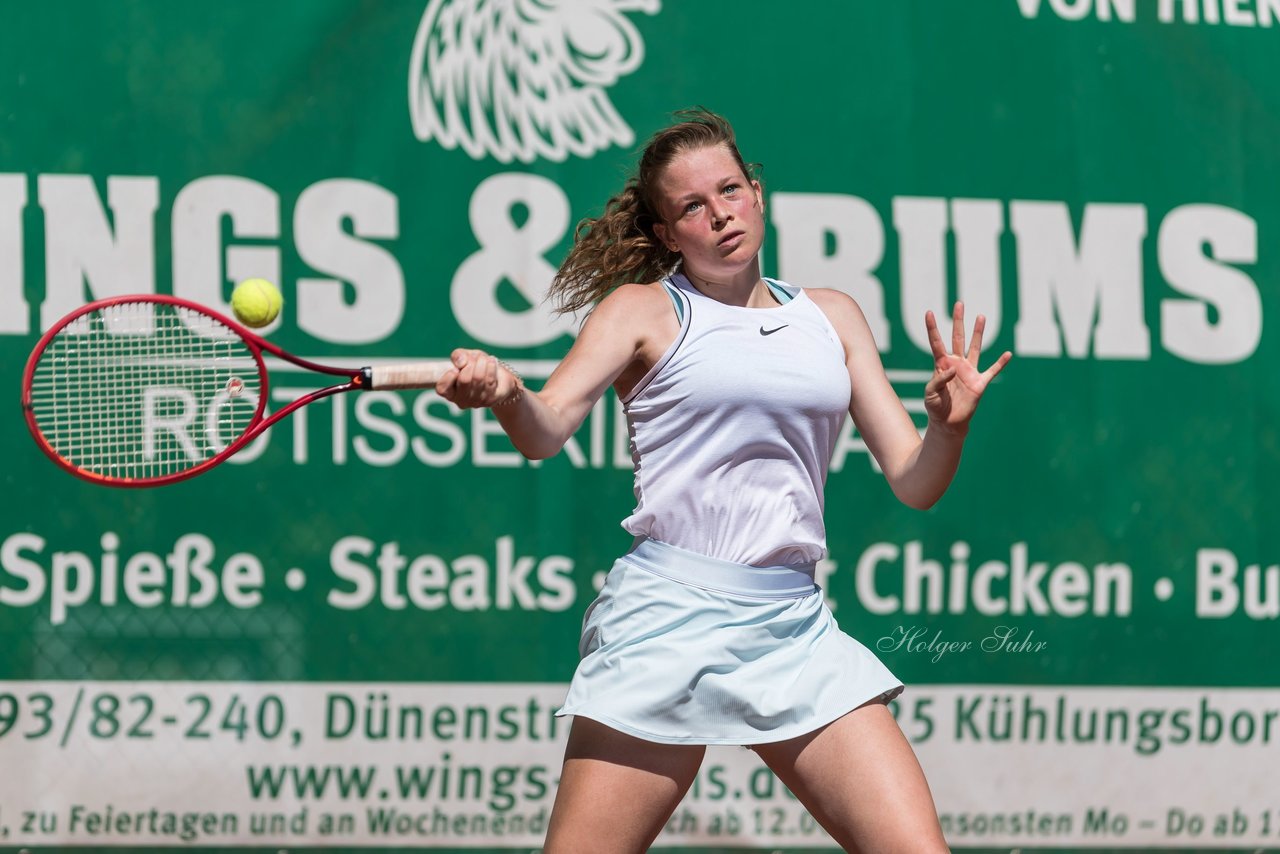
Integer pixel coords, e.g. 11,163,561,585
231,278,283,328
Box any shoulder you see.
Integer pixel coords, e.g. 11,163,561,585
803,288,878,355
804,287,859,317
576,280,681,347
586,281,678,326
570,281,682,376
598,280,676,310
804,288,871,330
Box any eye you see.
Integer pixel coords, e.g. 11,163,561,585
682,201,702,216
723,183,739,195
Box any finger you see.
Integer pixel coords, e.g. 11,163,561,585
925,310,949,362
982,350,1013,381
926,366,957,394
471,354,496,403
951,301,965,356
435,369,460,401
967,314,987,364
457,353,485,401
484,354,499,398
451,348,470,370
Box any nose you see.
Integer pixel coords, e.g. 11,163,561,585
709,200,732,228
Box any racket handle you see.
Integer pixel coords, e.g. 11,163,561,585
367,361,452,389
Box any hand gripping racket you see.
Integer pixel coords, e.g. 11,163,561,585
21,295,450,487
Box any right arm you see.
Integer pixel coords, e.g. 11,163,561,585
435,283,672,459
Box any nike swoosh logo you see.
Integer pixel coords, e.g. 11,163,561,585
760,324,788,336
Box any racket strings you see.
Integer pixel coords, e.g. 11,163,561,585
28,302,263,480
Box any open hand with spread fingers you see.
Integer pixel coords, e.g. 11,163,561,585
922,302,1012,435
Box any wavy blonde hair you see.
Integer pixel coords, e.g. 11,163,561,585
549,108,760,314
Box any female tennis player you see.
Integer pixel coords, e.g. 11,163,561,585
436,109,1010,853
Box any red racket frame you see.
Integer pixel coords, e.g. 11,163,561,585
22,294,376,488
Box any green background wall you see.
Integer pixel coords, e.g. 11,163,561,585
2,1,1277,850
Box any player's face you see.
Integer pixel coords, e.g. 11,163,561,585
653,144,765,281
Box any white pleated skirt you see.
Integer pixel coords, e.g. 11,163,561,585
555,538,904,745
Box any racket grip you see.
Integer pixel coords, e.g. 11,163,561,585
367,361,452,389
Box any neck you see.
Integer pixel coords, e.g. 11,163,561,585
682,259,774,308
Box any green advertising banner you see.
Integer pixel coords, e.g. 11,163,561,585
2,0,1279,850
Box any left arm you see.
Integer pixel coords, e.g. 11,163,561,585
809,292,1012,509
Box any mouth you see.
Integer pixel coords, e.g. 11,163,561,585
718,230,746,247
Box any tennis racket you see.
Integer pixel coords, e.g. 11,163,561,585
22,294,451,487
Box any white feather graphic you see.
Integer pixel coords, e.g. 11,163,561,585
409,0,660,163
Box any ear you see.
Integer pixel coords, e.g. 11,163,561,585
752,179,765,213
653,221,679,253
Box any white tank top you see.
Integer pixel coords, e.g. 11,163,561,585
620,272,851,567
